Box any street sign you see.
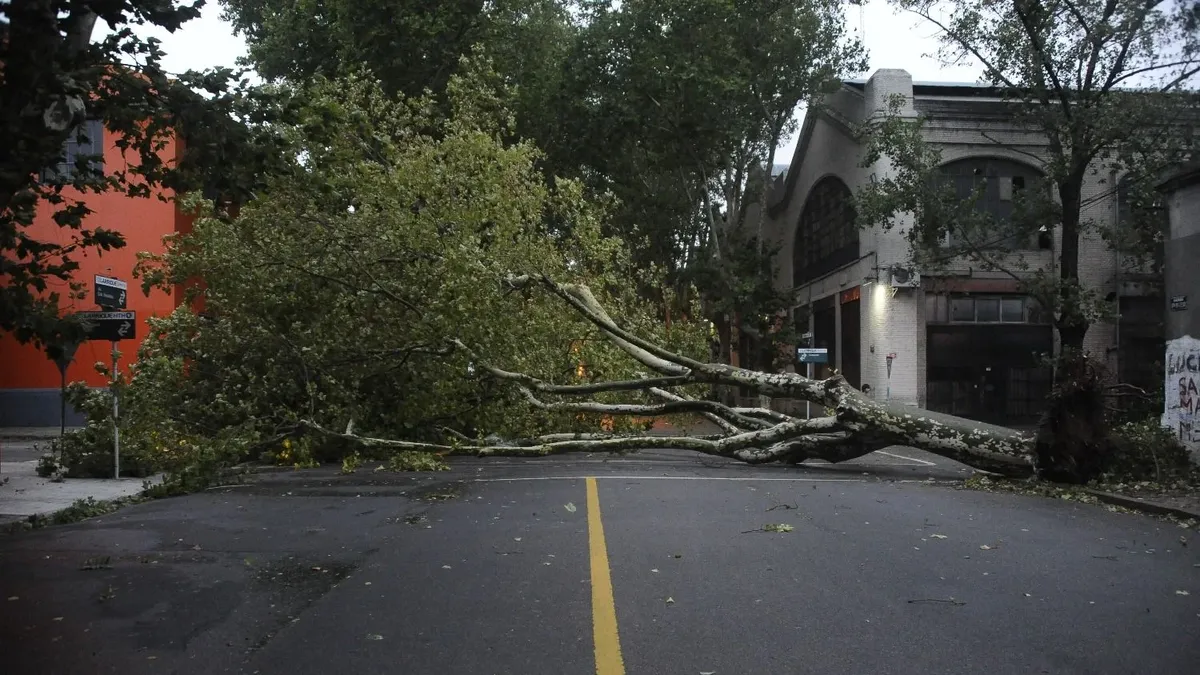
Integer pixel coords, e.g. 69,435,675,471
796,347,828,364
94,274,128,309
76,311,137,341
1171,295,1188,311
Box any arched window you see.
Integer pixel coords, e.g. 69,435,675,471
937,157,1047,250
793,176,857,286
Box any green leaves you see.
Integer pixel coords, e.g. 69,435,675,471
127,66,707,456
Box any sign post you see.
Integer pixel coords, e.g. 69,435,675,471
94,274,128,310
797,347,829,419
886,352,897,403
111,341,119,479
75,311,136,342
46,340,80,438
75,309,136,478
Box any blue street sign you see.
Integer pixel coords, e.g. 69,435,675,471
797,347,828,364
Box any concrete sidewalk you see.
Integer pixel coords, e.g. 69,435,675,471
0,460,148,527
1,427,148,527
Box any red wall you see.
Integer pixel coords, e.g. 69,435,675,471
0,127,185,389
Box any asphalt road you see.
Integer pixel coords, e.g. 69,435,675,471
1,448,1198,675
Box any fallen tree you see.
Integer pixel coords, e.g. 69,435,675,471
297,274,1037,478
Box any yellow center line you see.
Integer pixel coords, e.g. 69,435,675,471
586,476,625,675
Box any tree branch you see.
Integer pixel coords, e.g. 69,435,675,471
515,385,776,429
647,386,765,432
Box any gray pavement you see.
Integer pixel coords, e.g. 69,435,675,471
1,449,1198,675
0,434,57,463
1,460,148,524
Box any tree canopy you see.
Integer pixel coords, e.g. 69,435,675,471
219,0,866,366
1,0,286,348
127,67,707,459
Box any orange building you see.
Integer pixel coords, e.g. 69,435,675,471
0,121,189,427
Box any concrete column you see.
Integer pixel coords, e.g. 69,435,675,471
860,69,923,408
1157,163,1200,461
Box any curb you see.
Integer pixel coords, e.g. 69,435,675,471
1084,489,1200,522
0,430,82,442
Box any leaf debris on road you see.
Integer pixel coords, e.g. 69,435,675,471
80,556,112,570
907,598,966,606
743,523,794,534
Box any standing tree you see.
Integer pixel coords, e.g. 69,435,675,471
553,0,865,369
855,0,1200,481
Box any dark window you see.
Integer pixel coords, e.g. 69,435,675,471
937,157,1044,249
793,176,858,286
935,295,1050,324
41,119,104,183
950,297,975,322
1001,297,1024,322
975,298,1001,322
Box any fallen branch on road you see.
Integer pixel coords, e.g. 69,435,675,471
287,275,1037,478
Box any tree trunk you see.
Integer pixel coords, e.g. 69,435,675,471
1033,172,1110,483
296,275,1044,479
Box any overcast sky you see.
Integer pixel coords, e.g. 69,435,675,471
113,0,986,160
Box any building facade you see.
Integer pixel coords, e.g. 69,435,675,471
1158,163,1200,459
755,69,1161,427
0,122,189,427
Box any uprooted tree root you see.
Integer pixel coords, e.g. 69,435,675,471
271,274,1042,479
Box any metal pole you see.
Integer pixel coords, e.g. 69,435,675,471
111,341,120,479
60,367,67,438
806,362,813,419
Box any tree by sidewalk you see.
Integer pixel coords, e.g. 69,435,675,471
854,0,1200,482
551,0,865,369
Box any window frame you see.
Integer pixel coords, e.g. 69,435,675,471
793,176,859,286
40,119,105,183
927,293,1049,325
936,157,1046,251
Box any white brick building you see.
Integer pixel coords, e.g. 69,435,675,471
752,69,1162,426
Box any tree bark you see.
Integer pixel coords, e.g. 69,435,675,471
293,275,1043,478
1033,170,1111,483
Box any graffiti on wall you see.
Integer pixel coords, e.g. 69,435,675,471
1164,335,1200,456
